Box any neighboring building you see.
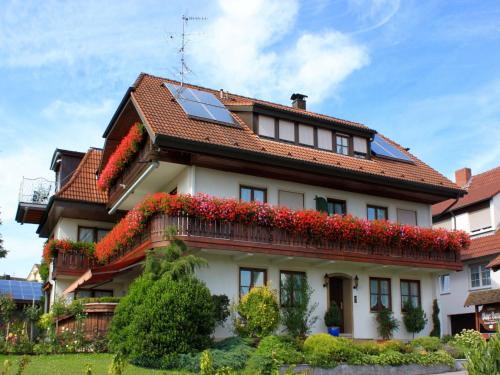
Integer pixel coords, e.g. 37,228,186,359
26,264,42,282
433,167,500,336
0,279,43,311
16,73,468,340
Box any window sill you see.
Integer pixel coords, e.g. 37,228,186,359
439,292,451,295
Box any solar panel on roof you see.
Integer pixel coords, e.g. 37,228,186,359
371,134,413,162
164,83,236,126
0,280,42,302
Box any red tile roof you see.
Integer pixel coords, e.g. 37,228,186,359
432,167,500,216
129,73,461,194
56,148,107,204
461,229,500,261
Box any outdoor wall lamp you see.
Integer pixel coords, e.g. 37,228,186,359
353,275,359,290
323,273,329,288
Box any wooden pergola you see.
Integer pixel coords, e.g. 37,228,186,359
464,289,500,336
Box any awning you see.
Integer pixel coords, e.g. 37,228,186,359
464,288,500,307
63,257,143,295
487,254,500,271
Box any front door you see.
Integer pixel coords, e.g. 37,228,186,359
329,277,344,332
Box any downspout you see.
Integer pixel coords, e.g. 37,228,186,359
108,161,159,215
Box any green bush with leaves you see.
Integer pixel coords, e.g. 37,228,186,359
303,333,359,367
324,302,342,328
244,335,303,375
410,336,442,352
464,327,500,375
452,328,484,349
233,286,280,338
212,295,230,326
109,234,216,365
0,295,15,337
376,308,399,339
281,275,317,338
402,301,427,338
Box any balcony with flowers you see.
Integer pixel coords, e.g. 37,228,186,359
90,193,468,271
43,239,96,277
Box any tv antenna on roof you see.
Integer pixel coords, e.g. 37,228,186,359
171,14,206,87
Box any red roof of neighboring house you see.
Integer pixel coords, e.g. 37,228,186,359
433,167,500,217
461,229,500,261
56,148,107,204
128,73,460,194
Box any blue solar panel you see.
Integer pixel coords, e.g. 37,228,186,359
371,134,413,162
0,280,42,301
164,83,235,126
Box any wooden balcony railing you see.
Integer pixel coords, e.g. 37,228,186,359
53,251,93,277
106,213,462,270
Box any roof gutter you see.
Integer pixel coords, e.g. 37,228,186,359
108,160,159,215
155,134,465,199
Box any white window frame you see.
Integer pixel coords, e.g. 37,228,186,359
469,263,491,289
439,274,450,294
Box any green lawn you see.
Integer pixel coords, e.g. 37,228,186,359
0,354,189,375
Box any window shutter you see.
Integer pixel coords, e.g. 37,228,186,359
315,196,328,212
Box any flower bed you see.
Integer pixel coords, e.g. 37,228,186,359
95,193,469,263
42,239,96,263
97,122,145,191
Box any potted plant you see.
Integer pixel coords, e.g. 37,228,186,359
324,302,342,337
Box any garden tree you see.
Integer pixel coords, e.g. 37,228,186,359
233,286,280,339
281,275,318,338
23,304,41,342
403,301,427,339
0,295,15,338
109,231,216,364
0,212,7,258
376,308,399,340
430,299,441,337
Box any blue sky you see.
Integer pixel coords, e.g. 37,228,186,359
0,0,499,276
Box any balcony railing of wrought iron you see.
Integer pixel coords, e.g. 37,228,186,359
18,177,54,205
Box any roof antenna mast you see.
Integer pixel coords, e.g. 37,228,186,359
179,14,206,87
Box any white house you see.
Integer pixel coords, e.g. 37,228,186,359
433,167,500,336
16,73,468,340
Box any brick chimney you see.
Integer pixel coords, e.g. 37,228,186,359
291,93,307,110
455,167,472,187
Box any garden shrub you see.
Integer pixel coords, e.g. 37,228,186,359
212,295,230,326
356,341,382,355
162,337,254,372
303,333,359,367
409,350,454,367
233,286,280,338
373,350,409,366
402,301,427,338
110,274,215,363
410,336,442,352
464,328,500,375
281,274,318,338
430,299,440,337
379,339,405,353
376,308,399,339
244,335,303,375
452,328,484,349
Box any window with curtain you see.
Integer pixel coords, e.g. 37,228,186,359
280,271,306,306
400,280,420,310
78,227,110,242
336,135,350,155
370,277,391,312
298,124,314,146
240,186,267,203
239,268,266,297
317,128,333,150
278,120,295,142
470,263,491,288
367,205,388,221
439,274,450,294
327,199,346,216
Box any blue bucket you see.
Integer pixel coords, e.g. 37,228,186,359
328,327,340,337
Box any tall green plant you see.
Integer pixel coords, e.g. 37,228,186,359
23,304,41,342
403,301,427,339
464,327,500,375
0,295,15,339
281,275,318,337
430,299,440,337
376,308,399,340
324,302,342,328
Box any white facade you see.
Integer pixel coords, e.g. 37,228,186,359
434,191,500,336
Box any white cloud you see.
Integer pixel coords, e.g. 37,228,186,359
191,0,369,104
